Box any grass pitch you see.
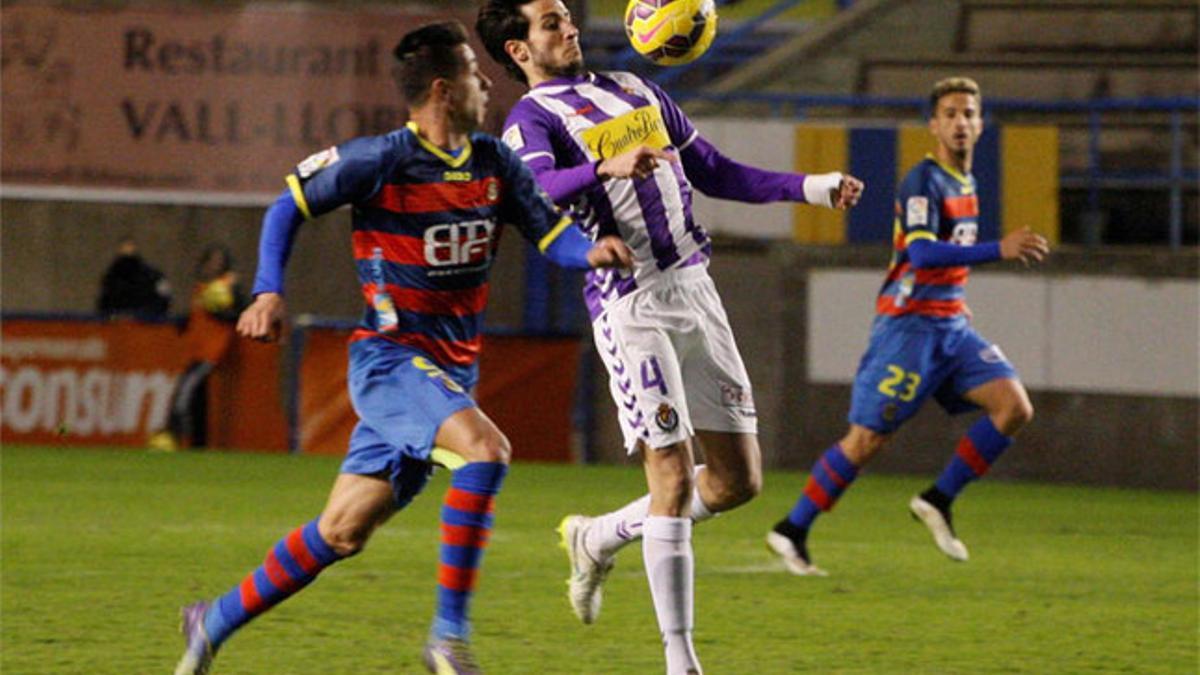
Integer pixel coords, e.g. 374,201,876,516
2,445,1196,674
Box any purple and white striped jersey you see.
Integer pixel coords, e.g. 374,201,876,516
502,71,713,317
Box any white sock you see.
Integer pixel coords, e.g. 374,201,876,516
643,516,700,675
585,465,714,561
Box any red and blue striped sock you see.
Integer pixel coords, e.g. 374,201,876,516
203,517,342,647
934,416,1012,500
786,444,859,529
432,461,507,640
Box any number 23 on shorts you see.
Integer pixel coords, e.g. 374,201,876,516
877,364,921,402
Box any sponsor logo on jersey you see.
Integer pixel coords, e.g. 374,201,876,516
580,105,671,160
950,221,978,245
423,218,495,268
895,272,915,308
502,125,524,151
297,146,339,178
654,403,679,432
443,171,473,182
720,382,754,409
906,196,928,226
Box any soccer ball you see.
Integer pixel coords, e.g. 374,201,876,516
624,0,718,66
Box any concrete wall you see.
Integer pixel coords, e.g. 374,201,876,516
586,245,1199,491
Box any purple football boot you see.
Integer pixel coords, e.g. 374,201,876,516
173,601,216,675
422,636,481,674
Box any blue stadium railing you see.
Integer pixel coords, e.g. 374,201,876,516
670,91,1200,249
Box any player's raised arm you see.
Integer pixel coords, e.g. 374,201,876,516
677,133,863,209
497,139,631,271
597,145,677,181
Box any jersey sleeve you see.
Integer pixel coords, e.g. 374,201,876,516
501,100,560,174
286,137,387,220
494,139,575,253
896,166,942,247
642,77,698,150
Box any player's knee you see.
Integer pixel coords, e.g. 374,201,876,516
998,398,1034,435
319,521,371,557
706,468,761,511
460,428,511,464
737,468,764,502
841,428,888,464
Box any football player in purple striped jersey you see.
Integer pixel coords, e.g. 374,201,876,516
478,2,862,673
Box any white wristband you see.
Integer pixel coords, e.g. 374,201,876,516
802,172,843,208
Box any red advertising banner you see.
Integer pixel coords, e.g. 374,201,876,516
298,327,580,463
1,319,184,446
0,317,288,450
1,3,523,198
2,317,577,461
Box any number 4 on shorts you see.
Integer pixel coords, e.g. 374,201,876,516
640,356,668,395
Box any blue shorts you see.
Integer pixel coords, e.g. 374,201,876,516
848,318,1018,434
340,338,477,507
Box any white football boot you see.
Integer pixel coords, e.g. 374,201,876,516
909,494,970,561
557,515,615,624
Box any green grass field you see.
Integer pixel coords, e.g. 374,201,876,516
2,445,1196,674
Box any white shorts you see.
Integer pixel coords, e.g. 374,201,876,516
593,266,757,453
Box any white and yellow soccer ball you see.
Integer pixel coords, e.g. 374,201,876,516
624,0,718,66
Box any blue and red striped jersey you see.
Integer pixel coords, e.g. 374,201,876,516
876,155,980,328
286,122,573,382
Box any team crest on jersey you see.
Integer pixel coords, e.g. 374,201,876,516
906,197,928,226
502,125,524,152
978,344,1008,365
654,403,679,432
297,146,339,178
485,177,500,204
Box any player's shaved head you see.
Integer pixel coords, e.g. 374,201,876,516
392,21,471,105
930,77,981,114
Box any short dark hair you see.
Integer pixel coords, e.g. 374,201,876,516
929,77,982,115
476,0,536,84
392,21,470,105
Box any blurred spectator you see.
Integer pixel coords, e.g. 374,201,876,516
148,244,247,451
96,236,172,319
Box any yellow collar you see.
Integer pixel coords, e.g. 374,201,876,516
407,121,472,168
927,153,971,185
